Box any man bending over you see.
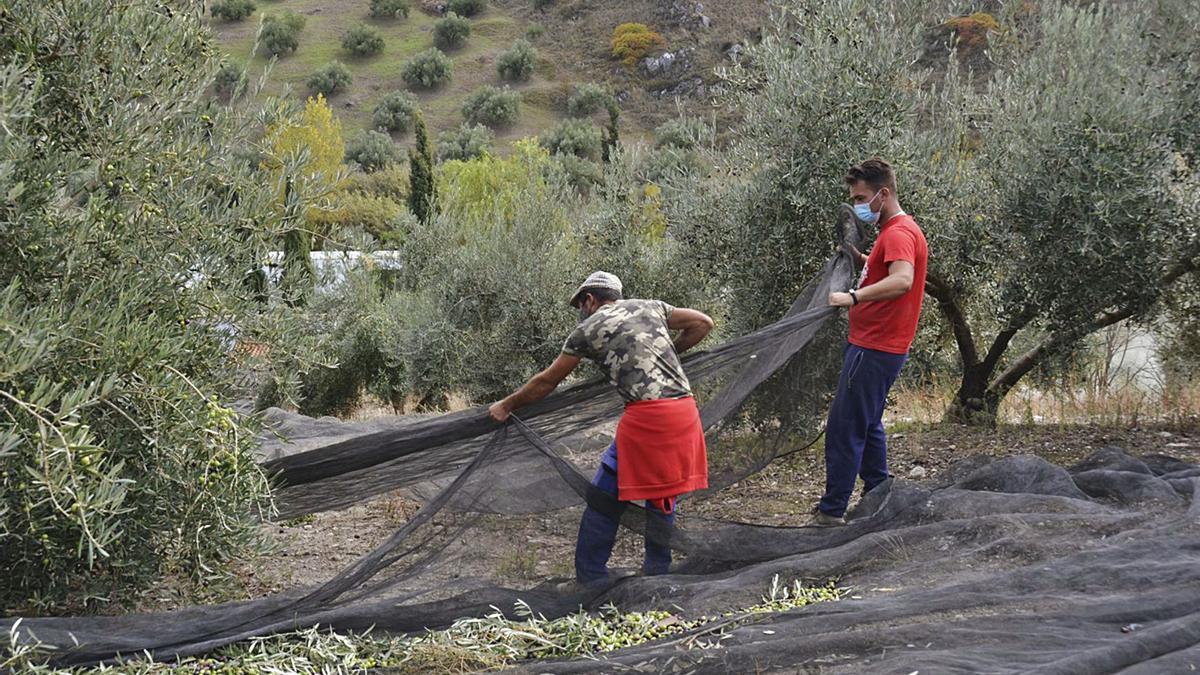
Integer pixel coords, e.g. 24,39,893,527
489,271,714,585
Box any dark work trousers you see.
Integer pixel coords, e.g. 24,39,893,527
575,441,676,584
818,343,908,518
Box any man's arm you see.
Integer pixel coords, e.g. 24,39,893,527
829,260,915,307
667,307,715,354
488,353,581,423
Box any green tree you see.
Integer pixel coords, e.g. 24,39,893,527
433,12,471,50
211,0,255,21
0,0,323,609
347,130,403,172
213,60,247,99
342,24,385,56
461,85,521,127
655,117,710,150
402,48,453,88
306,60,353,95
601,102,619,163
408,110,437,223
369,0,410,19
566,83,613,117
260,10,305,55
541,118,602,160
927,3,1200,423
687,0,1200,425
448,0,486,17
497,39,537,81
436,123,495,162
373,91,419,133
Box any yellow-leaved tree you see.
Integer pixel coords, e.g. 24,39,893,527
437,138,555,227
262,95,346,300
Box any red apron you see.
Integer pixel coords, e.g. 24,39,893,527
614,396,708,509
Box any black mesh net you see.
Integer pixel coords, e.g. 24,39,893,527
6,207,1200,672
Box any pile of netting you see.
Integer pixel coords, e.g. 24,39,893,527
5,208,1200,673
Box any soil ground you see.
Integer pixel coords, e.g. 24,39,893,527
144,421,1199,611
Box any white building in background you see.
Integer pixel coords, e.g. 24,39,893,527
262,250,404,293
1112,327,1163,390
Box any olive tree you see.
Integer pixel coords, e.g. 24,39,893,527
924,2,1199,423
687,0,1199,426
678,0,930,333
0,0,323,608
437,123,495,162
259,10,305,55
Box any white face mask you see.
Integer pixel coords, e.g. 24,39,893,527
852,189,882,224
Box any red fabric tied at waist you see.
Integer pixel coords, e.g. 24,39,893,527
615,396,708,502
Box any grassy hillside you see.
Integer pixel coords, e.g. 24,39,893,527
493,0,769,130
212,0,576,152
209,0,771,154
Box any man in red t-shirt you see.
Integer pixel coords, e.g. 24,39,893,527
816,158,928,526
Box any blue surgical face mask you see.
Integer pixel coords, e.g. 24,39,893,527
853,190,882,224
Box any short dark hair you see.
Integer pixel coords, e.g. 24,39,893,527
580,286,622,304
844,157,897,193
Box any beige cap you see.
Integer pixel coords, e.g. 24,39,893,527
569,271,623,307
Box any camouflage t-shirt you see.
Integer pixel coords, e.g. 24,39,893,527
562,299,693,402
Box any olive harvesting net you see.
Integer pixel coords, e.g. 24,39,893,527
5,207,1200,673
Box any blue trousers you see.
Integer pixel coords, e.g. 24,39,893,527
818,343,907,518
575,441,675,584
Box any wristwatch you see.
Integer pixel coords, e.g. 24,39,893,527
849,289,859,305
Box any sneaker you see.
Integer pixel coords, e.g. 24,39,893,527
556,568,638,593
811,508,845,528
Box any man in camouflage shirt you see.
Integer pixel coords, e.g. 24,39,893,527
490,271,714,585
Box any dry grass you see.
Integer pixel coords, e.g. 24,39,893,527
888,372,1200,430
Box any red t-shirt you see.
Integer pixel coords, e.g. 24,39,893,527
848,213,928,355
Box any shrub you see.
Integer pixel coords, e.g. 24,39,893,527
369,0,410,19
447,0,486,16
654,117,711,150
554,152,604,190
540,118,602,159
461,85,521,127
214,60,247,98
640,145,709,182
210,0,255,21
342,24,385,56
526,22,545,40
567,82,613,117
346,130,403,172
533,0,553,10
306,60,353,95
497,39,537,81
944,12,1000,50
402,48,453,88
309,191,413,243
433,12,471,49
373,91,419,132
260,10,305,55
290,279,466,416
343,164,410,203
611,23,665,65
436,123,495,162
